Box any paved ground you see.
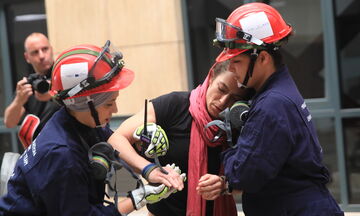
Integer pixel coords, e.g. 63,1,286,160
127,208,360,216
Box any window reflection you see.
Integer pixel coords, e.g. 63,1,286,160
334,0,360,108
0,133,14,167
185,0,326,100
5,1,48,90
0,43,4,116
343,118,360,203
313,118,340,202
273,0,325,99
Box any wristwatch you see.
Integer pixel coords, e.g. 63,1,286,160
220,176,233,195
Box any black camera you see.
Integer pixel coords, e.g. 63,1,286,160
27,73,50,94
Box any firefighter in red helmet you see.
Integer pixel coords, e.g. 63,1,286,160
0,41,185,216
197,3,344,216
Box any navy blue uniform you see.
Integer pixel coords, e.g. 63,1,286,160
0,108,120,216
222,66,344,216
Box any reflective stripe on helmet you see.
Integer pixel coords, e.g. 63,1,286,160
52,49,113,71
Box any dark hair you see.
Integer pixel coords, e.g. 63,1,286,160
212,60,230,79
243,32,293,70
267,49,283,69
268,33,292,69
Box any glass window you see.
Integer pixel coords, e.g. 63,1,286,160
334,0,360,109
185,0,325,99
272,0,325,99
0,42,5,116
4,0,47,89
0,133,14,167
343,117,360,204
313,118,340,202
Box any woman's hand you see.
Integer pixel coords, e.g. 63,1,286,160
196,174,225,200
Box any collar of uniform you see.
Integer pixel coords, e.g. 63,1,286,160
252,64,288,101
63,107,101,147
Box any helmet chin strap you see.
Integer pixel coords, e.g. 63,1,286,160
239,49,258,89
87,97,103,142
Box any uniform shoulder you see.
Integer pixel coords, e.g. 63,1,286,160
256,90,295,108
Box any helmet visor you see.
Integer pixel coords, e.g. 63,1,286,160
89,40,124,82
216,18,242,42
215,18,264,46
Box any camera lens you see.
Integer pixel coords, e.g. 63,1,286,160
32,79,50,94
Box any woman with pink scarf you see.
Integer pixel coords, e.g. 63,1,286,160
108,61,252,216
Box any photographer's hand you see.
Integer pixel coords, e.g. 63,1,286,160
4,77,32,128
16,77,33,105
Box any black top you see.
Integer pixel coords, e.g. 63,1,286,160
147,91,222,216
19,66,60,142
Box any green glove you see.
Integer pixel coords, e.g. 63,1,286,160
133,123,169,158
128,164,186,210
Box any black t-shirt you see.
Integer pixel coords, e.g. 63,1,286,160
148,91,222,216
19,67,60,142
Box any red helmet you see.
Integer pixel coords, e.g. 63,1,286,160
215,2,292,62
50,41,134,101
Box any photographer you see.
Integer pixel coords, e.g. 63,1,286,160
4,32,60,148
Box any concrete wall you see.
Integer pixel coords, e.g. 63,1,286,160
45,0,188,116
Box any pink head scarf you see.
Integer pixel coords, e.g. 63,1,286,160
187,63,237,216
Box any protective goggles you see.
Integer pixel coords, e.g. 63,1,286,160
215,18,264,46
57,40,125,100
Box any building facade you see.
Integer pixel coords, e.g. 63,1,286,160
0,0,359,211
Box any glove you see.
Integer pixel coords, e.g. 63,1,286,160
128,164,186,210
133,123,169,158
